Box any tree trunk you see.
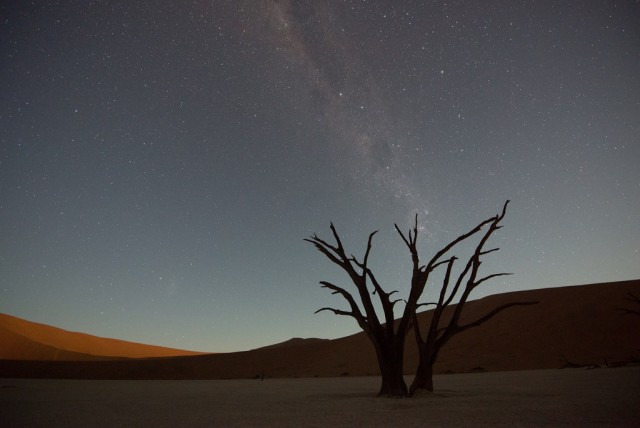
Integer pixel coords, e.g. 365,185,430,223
409,356,435,395
375,345,408,397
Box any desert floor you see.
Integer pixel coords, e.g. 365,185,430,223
2,366,639,427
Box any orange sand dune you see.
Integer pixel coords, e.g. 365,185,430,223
1,279,639,379
0,313,206,360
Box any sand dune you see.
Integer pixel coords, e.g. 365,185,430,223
0,326,110,361
0,313,206,360
1,279,638,379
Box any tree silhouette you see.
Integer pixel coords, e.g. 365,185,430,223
306,200,537,397
305,223,410,396
397,201,537,394
619,291,640,317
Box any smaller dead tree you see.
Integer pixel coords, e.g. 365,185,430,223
618,291,640,317
396,200,538,394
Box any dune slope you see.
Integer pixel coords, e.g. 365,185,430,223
1,279,638,379
0,313,206,360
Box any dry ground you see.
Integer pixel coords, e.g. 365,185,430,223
2,366,639,427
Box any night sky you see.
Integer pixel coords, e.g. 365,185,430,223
1,1,639,353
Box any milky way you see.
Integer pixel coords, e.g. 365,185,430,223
1,1,639,352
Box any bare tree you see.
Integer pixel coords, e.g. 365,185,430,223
619,291,640,317
305,225,410,396
396,201,537,394
307,200,537,397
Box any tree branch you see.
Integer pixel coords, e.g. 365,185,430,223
436,256,457,308
472,272,513,290
618,290,640,316
416,302,437,309
435,301,538,350
318,281,364,321
363,230,378,269
395,213,418,250
425,216,495,272
438,201,511,344
457,301,538,333
307,224,384,337
624,290,640,304
303,235,344,267
314,307,354,317
442,255,474,308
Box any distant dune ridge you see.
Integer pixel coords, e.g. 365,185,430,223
0,314,206,361
1,280,638,379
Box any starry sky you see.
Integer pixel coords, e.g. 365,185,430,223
1,1,639,353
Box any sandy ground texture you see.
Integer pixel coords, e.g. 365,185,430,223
2,366,639,427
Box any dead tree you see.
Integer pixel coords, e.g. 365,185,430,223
305,225,409,396
306,200,537,397
395,200,538,394
618,291,640,317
